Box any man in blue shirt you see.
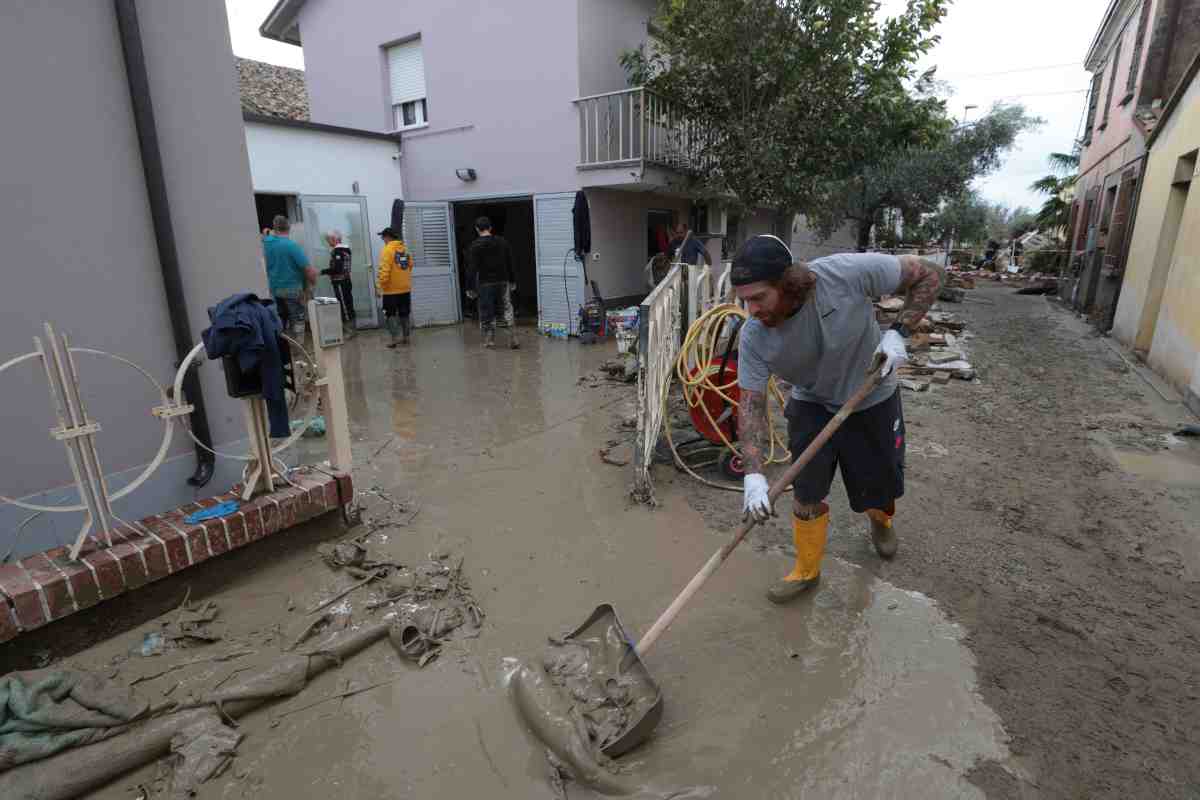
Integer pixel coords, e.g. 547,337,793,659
667,222,712,267
262,215,316,337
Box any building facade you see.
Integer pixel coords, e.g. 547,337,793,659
260,0,854,331
1110,52,1200,413
1065,0,1200,330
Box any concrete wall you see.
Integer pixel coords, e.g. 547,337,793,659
578,0,656,97
1111,70,1200,402
244,120,403,271
0,0,261,555
584,188,690,300
298,0,581,202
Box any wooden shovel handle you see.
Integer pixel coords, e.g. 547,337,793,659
634,364,885,656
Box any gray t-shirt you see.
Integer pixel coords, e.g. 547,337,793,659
737,252,902,411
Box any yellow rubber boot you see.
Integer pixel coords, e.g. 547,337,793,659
866,508,898,560
767,504,828,604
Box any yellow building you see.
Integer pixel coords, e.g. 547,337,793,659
1111,55,1200,414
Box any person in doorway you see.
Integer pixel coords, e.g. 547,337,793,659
465,216,519,350
321,231,356,335
667,222,712,267
376,227,413,348
263,215,316,338
733,234,942,604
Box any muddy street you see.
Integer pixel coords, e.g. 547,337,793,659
678,285,1200,798
8,289,1199,800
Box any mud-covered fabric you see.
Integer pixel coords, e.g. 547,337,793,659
0,668,148,771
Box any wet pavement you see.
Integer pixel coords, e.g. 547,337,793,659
75,323,1010,799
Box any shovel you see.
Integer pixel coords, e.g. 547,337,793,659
516,363,886,760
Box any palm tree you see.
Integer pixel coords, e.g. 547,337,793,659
1030,151,1079,237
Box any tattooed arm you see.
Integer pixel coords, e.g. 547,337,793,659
893,256,944,333
738,388,770,475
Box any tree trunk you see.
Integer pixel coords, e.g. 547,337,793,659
856,218,872,251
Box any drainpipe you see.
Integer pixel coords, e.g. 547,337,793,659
114,0,215,487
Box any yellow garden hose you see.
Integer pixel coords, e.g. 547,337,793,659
662,303,791,492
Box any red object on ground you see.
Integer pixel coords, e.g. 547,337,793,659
687,357,739,445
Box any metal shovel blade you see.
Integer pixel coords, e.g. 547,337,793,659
567,603,664,757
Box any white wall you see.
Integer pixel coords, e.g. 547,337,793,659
585,188,691,300
244,121,403,271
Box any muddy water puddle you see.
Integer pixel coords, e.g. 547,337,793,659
81,329,1009,798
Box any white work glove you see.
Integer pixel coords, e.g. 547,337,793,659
742,473,774,522
875,328,909,377
466,290,478,300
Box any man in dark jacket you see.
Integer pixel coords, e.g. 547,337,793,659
466,216,519,350
320,231,355,334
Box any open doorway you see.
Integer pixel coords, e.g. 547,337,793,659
452,197,537,321
254,193,297,233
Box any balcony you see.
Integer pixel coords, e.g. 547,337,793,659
574,87,712,177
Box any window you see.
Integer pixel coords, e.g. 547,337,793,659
1126,0,1152,98
387,38,428,130
1083,72,1102,143
1100,43,1121,129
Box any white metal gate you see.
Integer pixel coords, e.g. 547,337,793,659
534,192,585,336
403,202,460,327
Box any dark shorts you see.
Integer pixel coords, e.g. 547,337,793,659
785,388,905,513
382,292,411,316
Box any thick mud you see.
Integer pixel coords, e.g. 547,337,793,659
3,320,1040,798
676,288,1200,798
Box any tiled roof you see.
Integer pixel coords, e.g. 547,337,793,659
236,57,309,121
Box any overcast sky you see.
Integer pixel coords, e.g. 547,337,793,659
225,0,1102,211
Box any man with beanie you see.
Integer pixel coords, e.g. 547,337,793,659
376,227,413,347
732,235,942,603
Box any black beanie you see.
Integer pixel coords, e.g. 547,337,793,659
730,235,793,286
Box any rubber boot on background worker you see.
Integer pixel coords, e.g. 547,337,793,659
376,227,413,348
732,234,942,603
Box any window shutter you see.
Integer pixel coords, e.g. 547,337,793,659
1102,43,1121,126
1083,73,1102,143
1126,0,1152,94
388,39,427,105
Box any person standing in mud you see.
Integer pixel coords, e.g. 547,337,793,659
733,235,942,603
465,216,519,350
321,231,356,336
376,227,413,348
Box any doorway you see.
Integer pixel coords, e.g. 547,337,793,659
452,198,537,321
254,193,296,233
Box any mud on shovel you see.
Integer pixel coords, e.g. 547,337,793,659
515,362,885,760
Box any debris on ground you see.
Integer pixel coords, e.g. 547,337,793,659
599,439,633,467
0,668,150,769
168,713,242,799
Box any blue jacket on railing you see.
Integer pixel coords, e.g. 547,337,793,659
202,293,290,438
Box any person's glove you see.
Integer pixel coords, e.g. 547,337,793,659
509,282,517,294
466,290,478,300
874,329,909,377
742,473,774,522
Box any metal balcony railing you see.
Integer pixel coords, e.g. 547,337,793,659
574,87,712,173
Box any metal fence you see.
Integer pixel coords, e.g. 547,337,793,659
1,312,347,562
633,264,683,501
574,87,714,173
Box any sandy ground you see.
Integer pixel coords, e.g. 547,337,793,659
2,288,1197,799
672,286,1200,798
